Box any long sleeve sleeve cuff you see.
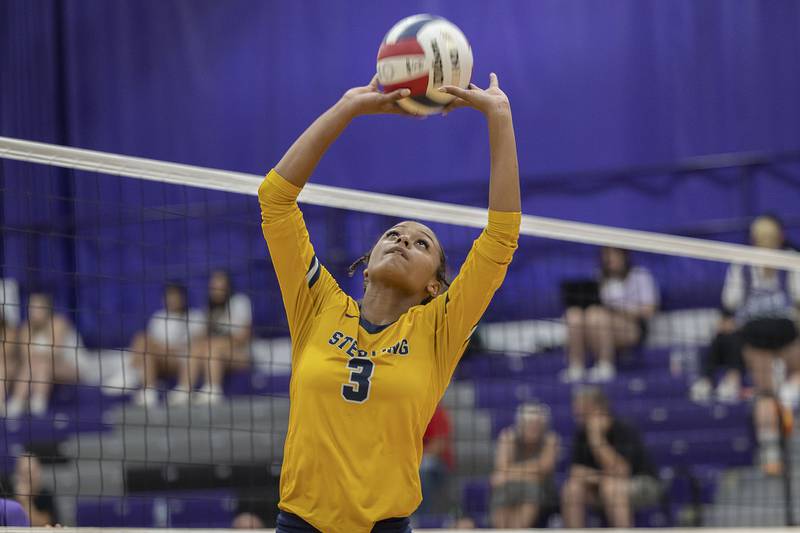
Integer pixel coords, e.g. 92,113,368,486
259,168,303,221
477,210,521,264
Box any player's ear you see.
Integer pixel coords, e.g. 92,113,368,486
426,280,441,298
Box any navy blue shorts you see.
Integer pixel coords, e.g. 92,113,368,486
276,511,412,533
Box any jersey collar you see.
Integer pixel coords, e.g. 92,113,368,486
356,303,396,334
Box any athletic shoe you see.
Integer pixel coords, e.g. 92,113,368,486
134,388,160,407
690,379,712,403
192,384,221,406
3,398,25,419
716,378,741,404
759,443,783,477
559,365,585,383
30,395,47,417
587,363,616,383
167,389,191,406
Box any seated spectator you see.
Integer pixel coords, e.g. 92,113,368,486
0,279,21,414
0,313,20,414
129,283,205,406
490,402,559,529
188,270,252,404
561,386,660,528
6,291,82,417
690,311,745,404
12,452,57,527
563,247,659,382
418,405,454,516
722,215,800,475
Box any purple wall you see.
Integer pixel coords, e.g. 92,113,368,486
2,0,800,346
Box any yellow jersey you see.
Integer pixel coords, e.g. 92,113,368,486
259,169,519,533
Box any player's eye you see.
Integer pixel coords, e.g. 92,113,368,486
416,239,429,249
386,230,400,238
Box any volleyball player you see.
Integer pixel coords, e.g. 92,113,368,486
259,73,520,533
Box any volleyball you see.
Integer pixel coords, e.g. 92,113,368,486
376,14,473,116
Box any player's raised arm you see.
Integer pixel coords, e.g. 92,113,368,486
259,78,414,350
274,77,412,189
430,74,522,384
440,72,521,213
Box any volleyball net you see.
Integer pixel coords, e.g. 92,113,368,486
1,136,799,529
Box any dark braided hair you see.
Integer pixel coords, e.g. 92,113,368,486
347,235,450,305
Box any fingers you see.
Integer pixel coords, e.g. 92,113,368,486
489,72,499,89
438,85,473,101
441,97,469,116
439,83,479,115
380,101,424,118
369,74,379,89
380,105,406,115
380,102,410,115
383,87,411,100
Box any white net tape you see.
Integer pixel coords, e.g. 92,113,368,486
1,136,798,269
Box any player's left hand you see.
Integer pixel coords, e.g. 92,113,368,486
340,76,424,118
439,72,510,118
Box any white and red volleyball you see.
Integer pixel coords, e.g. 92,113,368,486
376,14,473,116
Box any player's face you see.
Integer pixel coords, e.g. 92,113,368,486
28,294,52,326
165,287,185,313
573,395,590,425
208,272,230,304
573,395,606,427
602,247,626,276
519,413,546,442
751,218,783,249
365,221,443,300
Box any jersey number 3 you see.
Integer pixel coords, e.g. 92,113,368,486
341,358,374,403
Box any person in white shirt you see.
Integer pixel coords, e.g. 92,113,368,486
7,292,82,417
490,402,559,529
188,270,252,405
721,215,800,476
1,278,21,330
563,247,659,383
129,283,205,406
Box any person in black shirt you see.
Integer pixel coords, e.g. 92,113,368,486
690,311,745,403
561,386,660,528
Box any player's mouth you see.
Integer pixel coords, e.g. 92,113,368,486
385,245,408,259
